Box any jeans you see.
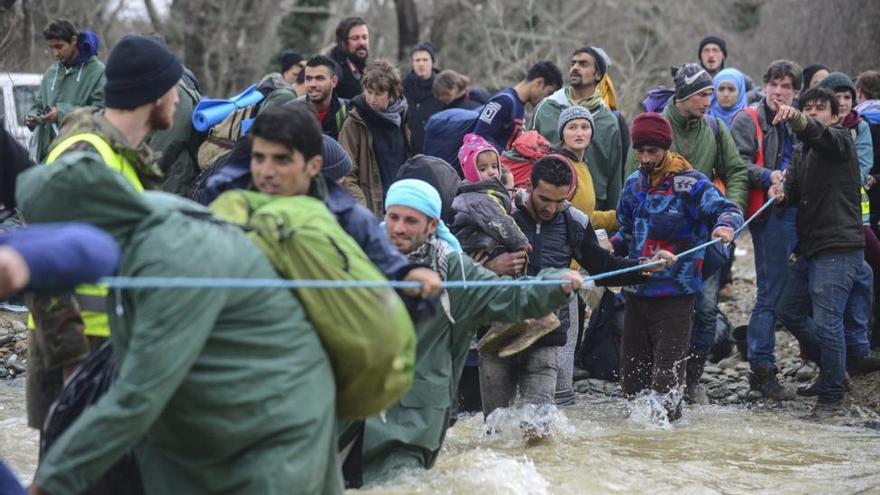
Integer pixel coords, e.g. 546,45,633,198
620,294,695,396
690,270,720,357
747,207,798,370
478,345,559,418
776,250,867,404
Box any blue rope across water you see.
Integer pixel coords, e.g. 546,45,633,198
99,196,779,290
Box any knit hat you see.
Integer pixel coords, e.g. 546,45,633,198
321,135,353,182
674,63,714,102
580,46,607,80
280,51,304,74
818,71,857,101
457,133,498,184
699,35,728,59
557,105,594,142
631,112,673,150
104,34,184,110
385,179,462,252
410,42,436,63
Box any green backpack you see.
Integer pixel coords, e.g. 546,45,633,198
210,190,416,419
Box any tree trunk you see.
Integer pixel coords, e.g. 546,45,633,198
395,0,419,62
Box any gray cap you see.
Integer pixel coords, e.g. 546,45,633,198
674,63,713,102
321,135,353,182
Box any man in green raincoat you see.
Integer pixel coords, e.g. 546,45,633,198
358,177,583,484
17,153,343,495
26,19,105,162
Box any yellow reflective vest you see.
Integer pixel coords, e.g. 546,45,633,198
28,133,144,337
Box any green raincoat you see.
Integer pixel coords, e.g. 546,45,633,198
16,153,343,495
148,81,202,195
625,103,749,209
28,56,106,161
361,249,571,483
530,87,623,210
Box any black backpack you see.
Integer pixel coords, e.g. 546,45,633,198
576,289,625,381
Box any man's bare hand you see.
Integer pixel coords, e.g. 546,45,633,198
0,246,29,300
43,107,58,124
483,250,527,276
712,226,735,244
402,267,442,298
769,183,785,203
772,104,801,125
559,270,584,294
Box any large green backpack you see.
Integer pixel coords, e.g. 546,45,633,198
210,190,416,419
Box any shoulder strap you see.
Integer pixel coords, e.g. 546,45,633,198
741,106,764,166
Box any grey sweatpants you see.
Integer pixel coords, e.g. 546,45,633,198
478,345,559,418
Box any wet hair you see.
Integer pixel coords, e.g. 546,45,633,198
799,87,839,116
857,71,880,100
763,60,803,91
526,60,563,90
531,155,572,188
362,59,403,101
306,54,339,75
433,70,470,99
42,18,77,42
335,16,367,49
250,105,322,160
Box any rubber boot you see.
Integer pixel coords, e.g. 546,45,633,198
684,354,709,405
749,364,794,400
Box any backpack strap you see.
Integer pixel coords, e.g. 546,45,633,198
740,106,765,166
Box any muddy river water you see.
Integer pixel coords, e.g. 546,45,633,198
6,376,879,494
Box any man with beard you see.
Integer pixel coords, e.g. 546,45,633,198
329,17,370,100
403,42,445,154
531,46,624,210
25,34,182,433
292,55,350,140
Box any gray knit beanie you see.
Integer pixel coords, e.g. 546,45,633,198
557,105,594,141
321,135,353,182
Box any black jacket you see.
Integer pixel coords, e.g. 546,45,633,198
329,46,365,100
403,70,445,154
513,198,645,347
783,118,864,258
0,127,34,208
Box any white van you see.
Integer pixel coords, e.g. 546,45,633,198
0,72,42,151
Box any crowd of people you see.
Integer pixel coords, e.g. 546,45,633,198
0,13,879,495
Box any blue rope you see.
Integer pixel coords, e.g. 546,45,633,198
99,196,779,290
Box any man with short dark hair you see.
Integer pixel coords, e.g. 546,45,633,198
404,42,445,154
329,17,370,99
731,59,802,399
473,60,562,152
26,18,105,161
773,87,872,417
292,55,349,140
531,46,625,210
479,156,670,414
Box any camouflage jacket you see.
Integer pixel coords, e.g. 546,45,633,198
50,107,164,189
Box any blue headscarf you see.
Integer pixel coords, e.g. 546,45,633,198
384,179,463,252
708,68,747,128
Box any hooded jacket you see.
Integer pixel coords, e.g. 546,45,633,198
339,97,411,215
531,87,624,210
451,178,528,256
625,102,749,209
783,117,864,258
28,40,106,162
404,70,445,154
613,152,744,298
362,251,572,481
18,154,343,495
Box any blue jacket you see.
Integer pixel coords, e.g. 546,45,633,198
612,154,743,298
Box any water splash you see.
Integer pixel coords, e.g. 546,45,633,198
480,403,575,447
625,389,685,430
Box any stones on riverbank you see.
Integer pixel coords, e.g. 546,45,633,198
0,314,28,379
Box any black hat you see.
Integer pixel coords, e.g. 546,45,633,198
105,34,183,110
280,51,305,73
699,35,728,58
410,42,436,62
674,63,713,102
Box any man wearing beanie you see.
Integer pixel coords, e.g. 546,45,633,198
23,34,183,443
698,35,727,77
612,112,742,421
532,46,625,210
627,62,748,403
404,42,444,154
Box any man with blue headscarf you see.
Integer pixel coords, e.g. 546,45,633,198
357,178,583,484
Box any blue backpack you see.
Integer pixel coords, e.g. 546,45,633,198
423,91,517,175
